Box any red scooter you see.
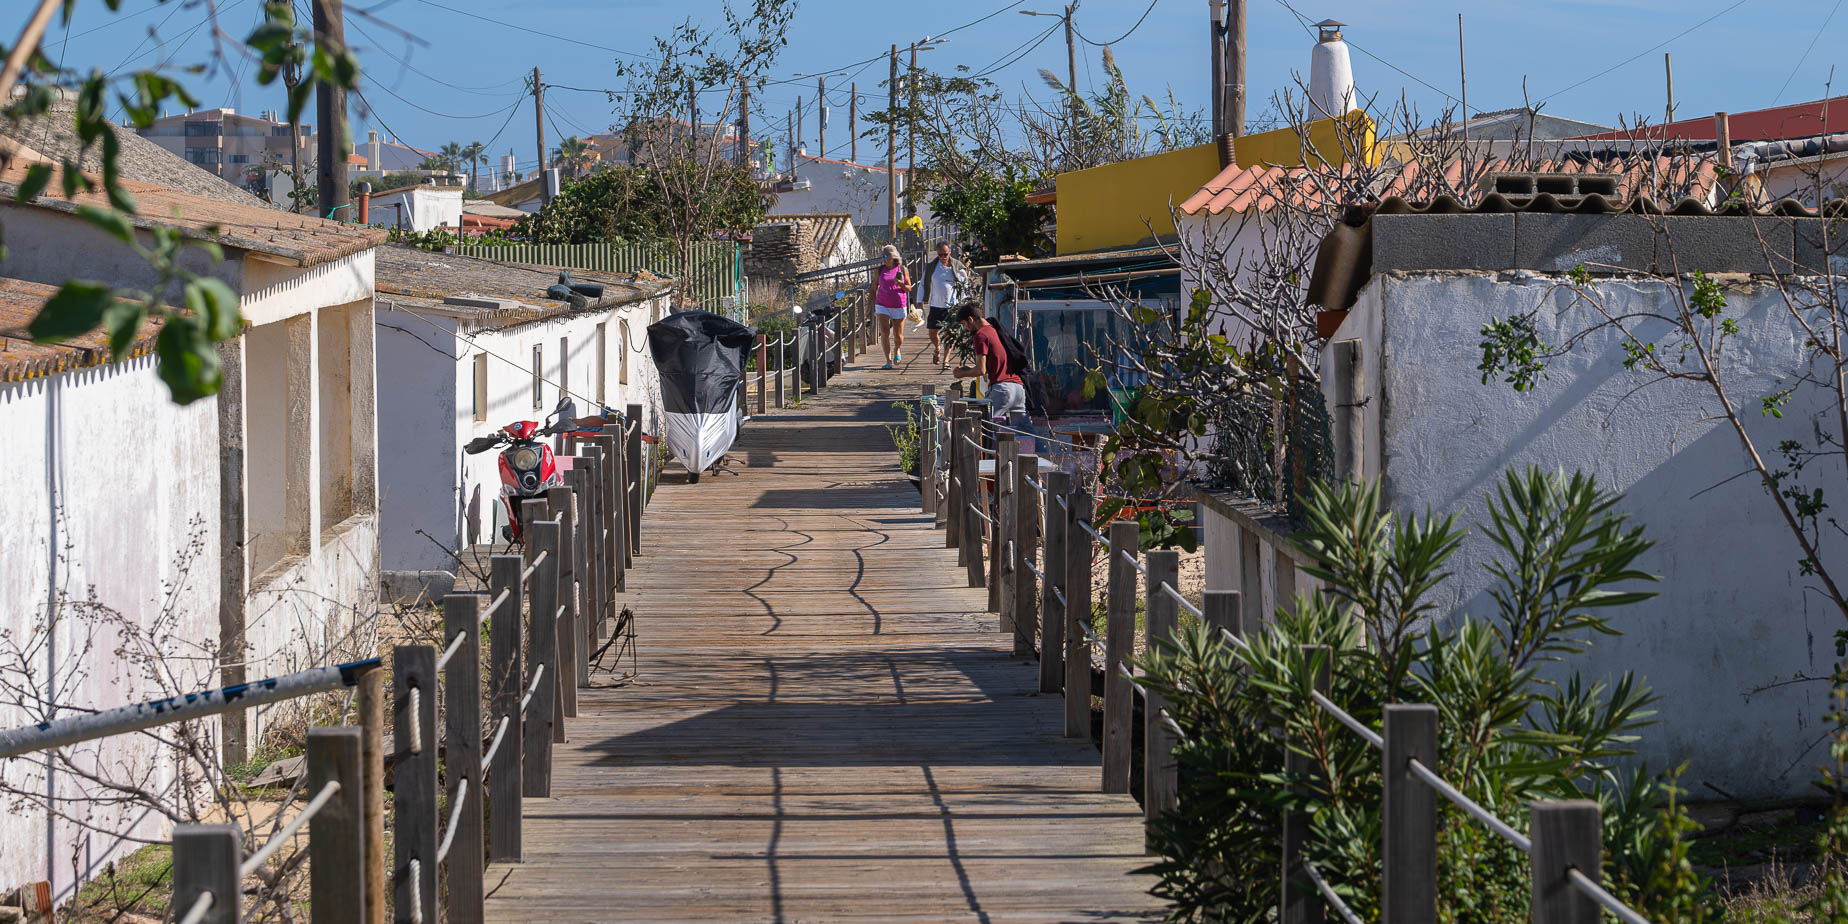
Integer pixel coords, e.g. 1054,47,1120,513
465,397,590,544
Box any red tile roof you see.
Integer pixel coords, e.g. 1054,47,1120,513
1573,96,1848,142
0,276,162,382
1179,155,1720,216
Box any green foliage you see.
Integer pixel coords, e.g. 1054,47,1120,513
887,401,923,477
1135,469,1705,922
514,163,769,245
1478,314,1548,392
1810,671,1848,921
927,166,1052,263
384,227,519,250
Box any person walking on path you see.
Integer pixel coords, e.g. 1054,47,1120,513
951,305,1025,424
918,241,969,366
873,244,913,369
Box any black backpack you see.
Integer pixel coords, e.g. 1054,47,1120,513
992,324,1031,379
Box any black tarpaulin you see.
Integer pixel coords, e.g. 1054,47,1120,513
647,310,756,414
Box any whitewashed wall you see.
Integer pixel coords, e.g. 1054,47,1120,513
370,186,463,233
377,308,463,573
0,357,221,901
1331,272,1848,799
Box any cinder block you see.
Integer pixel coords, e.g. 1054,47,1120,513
1657,216,1794,275
1792,218,1848,275
1513,212,1658,274
1371,213,1515,273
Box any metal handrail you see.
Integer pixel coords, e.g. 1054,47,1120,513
520,548,550,583
436,631,467,672
240,780,342,877
176,891,214,924
481,715,511,773
1567,868,1649,924
1118,547,1147,576
1313,691,1384,750
436,777,470,864
1303,861,1365,924
519,663,547,713
1406,758,1532,853
1158,581,1205,621
967,504,996,527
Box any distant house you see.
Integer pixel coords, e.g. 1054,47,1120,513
372,246,670,577
1572,96,1848,206
773,151,920,231
744,213,868,305
370,181,465,232
134,106,310,191
0,133,386,900
483,176,546,214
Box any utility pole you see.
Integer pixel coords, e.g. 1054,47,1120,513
850,82,858,162
738,78,750,168
887,44,897,234
786,109,794,174
1664,53,1675,131
313,0,349,219
796,97,804,159
532,66,548,204
1208,0,1225,139
688,78,698,148
283,55,304,212
907,42,918,215
1064,5,1077,152
818,76,826,157
1457,14,1468,152
1228,0,1247,136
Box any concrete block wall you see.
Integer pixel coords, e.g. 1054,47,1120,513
1372,212,1812,277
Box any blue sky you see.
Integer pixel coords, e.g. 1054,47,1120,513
42,0,1842,172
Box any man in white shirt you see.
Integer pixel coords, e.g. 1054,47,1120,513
919,242,968,366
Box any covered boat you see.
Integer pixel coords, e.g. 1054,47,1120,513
647,310,755,483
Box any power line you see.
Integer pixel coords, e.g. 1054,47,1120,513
972,21,1062,79
365,79,524,120
1267,0,1479,116
1774,0,1844,105
1073,0,1162,47
345,16,526,95
406,0,657,61
1539,0,1753,104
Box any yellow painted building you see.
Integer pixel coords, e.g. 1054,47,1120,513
1230,111,1375,170
1053,143,1221,255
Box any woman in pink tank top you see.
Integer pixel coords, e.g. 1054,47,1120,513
873,244,912,368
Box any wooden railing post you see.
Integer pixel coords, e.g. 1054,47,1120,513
547,484,578,717
1383,704,1439,923
961,422,986,589
173,824,241,924
1103,520,1139,794
986,419,1004,613
1530,801,1603,924
1281,644,1330,924
921,386,938,517
1238,525,1264,631
486,554,524,862
1013,453,1040,657
354,661,385,924
1064,483,1095,741
524,508,561,792
564,466,596,684
947,405,968,552
1144,549,1181,843
308,726,368,924
1205,590,1247,641
774,333,786,408
995,435,1018,627
1039,471,1070,694
439,595,485,923
393,644,438,924
756,333,768,415
625,403,644,553
793,322,806,397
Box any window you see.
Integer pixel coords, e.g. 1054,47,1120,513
318,304,355,531
184,148,220,165
184,122,220,137
595,323,607,403
619,322,630,385
228,153,249,164
558,336,570,405
532,345,543,409
473,353,488,422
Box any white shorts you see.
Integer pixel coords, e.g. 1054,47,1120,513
875,303,906,320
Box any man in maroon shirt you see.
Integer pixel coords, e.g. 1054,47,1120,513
951,305,1026,424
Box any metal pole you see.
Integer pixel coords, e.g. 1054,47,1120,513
887,44,898,234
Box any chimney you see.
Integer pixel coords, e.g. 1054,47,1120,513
1308,20,1357,118
368,129,381,176
359,182,371,224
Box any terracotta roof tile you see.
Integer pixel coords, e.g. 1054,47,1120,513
0,276,162,383
0,160,386,267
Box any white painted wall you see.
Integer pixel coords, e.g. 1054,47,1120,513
1334,272,1847,799
370,185,464,232
377,308,462,572
0,357,221,901
780,155,926,229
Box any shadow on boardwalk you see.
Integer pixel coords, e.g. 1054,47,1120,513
483,360,1161,923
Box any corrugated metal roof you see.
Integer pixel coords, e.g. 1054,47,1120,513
375,244,667,330
1179,155,1721,217
1574,95,1848,142
0,276,162,383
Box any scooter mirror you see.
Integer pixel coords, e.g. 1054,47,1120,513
554,396,578,422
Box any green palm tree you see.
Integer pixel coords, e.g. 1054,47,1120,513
550,136,593,178
461,140,486,192
438,141,466,173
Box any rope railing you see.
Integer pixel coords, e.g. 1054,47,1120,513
481,588,511,623
241,780,342,877
1077,519,1107,546
1052,586,1067,608
1022,559,1044,582
407,687,423,755
481,715,511,773
967,504,995,527
1158,581,1205,621
1303,861,1366,924
436,777,470,864
436,630,467,671
520,663,547,713
407,858,424,924
176,892,214,924
1406,758,1532,853
1568,868,1650,924
1312,691,1384,751
520,548,550,583
1119,547,1148,576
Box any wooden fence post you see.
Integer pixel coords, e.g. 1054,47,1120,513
1103,520,1139,794
1205,590,1246,641
172,825,241,924
487,554,524,862
625,403,644,553
1144,549,1180,843
440,595,485,924
1039,471,1070,694
393,644,439,924
995,435,1017,628
961,428,986,589
308,726,368,924
524,509,561,792
921,386,938,517
774,332,786,408
547,484,578,717
1065,483,1095,741
792,323,805,397
564,467,595,687
1013,453,1040,657
601,430,623,603
1530,801,1604,924
354,661,385,924
1281,645,1330,924
1383,704,1438,923
756,333,768,415
947,406,967,552
986,419,1004,613
1239,525,1264,632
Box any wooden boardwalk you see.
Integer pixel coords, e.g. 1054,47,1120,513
482,359,1160,922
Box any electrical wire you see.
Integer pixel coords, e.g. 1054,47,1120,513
1073,0,1162,47
1774,0,1844,105
1268,0,1479,116
1539,0,1754,104
971,21,1062,79
407,0,658,61
366,80,524,120
345,16,527,95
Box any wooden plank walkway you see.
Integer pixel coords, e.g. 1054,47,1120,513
482,358,1161,922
